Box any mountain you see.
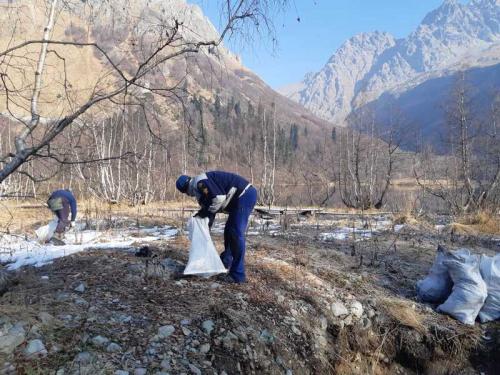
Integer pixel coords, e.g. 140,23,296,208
0,0,333,133
280,0,500,130
0,0,337,204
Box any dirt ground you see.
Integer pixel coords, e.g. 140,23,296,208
1,207,499,374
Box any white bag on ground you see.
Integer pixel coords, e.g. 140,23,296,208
35,218,58,243
478,254,500,323
437,249,488,325
416,245,453,303
183,217,227,277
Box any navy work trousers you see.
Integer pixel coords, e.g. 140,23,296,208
220,186,258,282
54,198,71,233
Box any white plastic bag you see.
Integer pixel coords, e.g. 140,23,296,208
437,249,488,325
478,254,500,323
416,245,453,303
183,217,227,277
35,218,58,243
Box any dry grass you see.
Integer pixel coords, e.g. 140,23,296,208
459,210,500,235
0,198,195,235
378,297,427,334
444,222,479,236
392,213,420,226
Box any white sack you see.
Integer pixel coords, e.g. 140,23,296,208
183,217,227,277
35,218,58,243
478,254,500,323
437,249,488,325
416,245,453,303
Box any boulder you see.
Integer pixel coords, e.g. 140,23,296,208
331,302,348,317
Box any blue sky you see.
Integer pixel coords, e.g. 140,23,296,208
192,1,453,89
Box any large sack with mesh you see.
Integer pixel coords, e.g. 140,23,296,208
478,254,500,323
437,249,488,325
183,217,227,277
416,245,453,303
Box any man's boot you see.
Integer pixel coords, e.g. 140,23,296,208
50,232,66,246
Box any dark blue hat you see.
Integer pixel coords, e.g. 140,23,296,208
176,175,191,193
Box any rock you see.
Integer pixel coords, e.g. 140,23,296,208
59,314,72,322
319,316,328,331
210,282,221,289
24,339,47,358
81,333,90,344
116,314,132,324
331,302,349,317
259,329,275,344
134,369,147,375
350,301,364,319
0,324,26,355
181,326,192,336
234,328,248,343
115,371,129,375
343,315,353,326
28,324,42,339
91,335,110,347
367,309,376,319
74,351,94,365
286,370,293,375
55,292,71,302
74,282,86,293
56,369,64,375
277,294,285,303
201,320,214,335
160,359,171,370
221,331,239,350
361,318,372,330
199,343,210,354
1,362,16,374
291,326,301,335
189,364,201,375
225,331,238,341
158,325,175,338
106,342,122,353
180,319,191,325
38,312,55,325
315,334,328,348
74,297,89,307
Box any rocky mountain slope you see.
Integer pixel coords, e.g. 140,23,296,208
0,0,333,133
280,0,500,128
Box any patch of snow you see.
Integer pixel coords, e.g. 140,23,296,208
320,232,349,241
320,227,374,241
0,225,178,270
394,224,405,232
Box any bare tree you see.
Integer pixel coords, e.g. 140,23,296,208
337,109,400,210
414,74,500,213
0,0,289,185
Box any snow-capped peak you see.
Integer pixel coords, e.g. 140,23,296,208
279,0,500,125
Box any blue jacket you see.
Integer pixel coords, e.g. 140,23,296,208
49,189,77,221
188,171,250,219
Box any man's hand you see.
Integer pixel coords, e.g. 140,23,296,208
194,209,208,219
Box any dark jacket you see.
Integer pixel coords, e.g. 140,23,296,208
48,189,77,221
189,171,250,223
